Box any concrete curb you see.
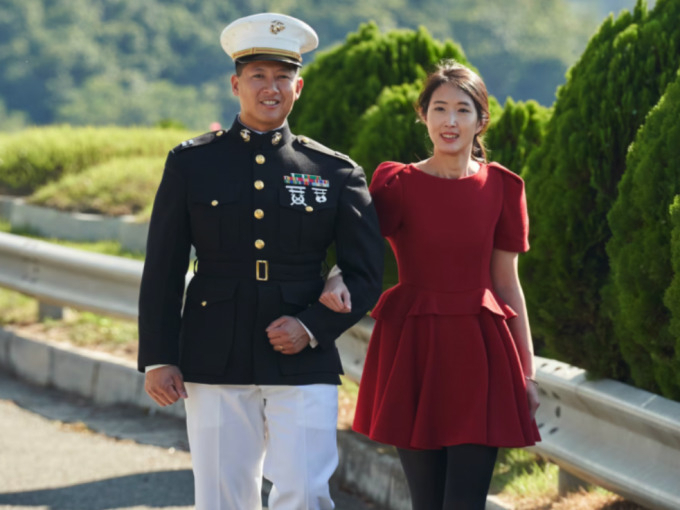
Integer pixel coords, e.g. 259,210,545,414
0,327,510,510
0,195,149,253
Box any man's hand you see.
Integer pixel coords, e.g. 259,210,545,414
144,365,188,407
266,316,311,354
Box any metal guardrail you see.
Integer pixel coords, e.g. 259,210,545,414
0,230,679,509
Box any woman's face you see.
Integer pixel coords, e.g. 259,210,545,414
422,83,483,158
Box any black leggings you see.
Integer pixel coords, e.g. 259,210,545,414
397,444,499,510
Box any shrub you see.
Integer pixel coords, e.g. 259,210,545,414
520,0,680,379
28,156,165,217
606,69,680,398
665,196,680,379
484,98,550,174
289,23,469,158
0,125,192,194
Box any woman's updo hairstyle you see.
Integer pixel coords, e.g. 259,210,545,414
416,60,490,162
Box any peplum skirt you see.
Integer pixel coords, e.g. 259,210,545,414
353,284,541,450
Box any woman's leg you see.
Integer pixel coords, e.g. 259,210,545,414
397,447,447,510
443,444,499,510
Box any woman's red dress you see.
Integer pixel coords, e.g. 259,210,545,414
353,161,541,450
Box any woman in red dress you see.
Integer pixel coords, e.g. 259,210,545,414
320,60,540,510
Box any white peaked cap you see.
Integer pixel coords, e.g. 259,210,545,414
220,13,319,67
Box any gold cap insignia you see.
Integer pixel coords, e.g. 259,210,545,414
270,21,286,35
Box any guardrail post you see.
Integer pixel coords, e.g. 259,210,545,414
558,469,591,496
38,301,63,321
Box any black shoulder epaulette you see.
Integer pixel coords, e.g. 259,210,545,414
171,129,226,154
295,135,357,166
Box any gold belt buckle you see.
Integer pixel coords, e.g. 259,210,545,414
256,260,269,281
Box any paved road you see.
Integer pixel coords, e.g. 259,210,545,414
0,370,375,510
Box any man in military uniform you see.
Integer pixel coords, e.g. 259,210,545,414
137,12,384,510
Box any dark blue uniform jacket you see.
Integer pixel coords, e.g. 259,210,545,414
138,118,384,385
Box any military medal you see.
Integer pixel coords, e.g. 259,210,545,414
283,173,330,206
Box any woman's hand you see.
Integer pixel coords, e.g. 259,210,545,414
319,274,352,313
526,379,540,419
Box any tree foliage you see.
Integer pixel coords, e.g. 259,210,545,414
606,69,680,398
666,195,680,359
484,99,550,174
520,0,680,380
289,23,468,157
0,0,626,129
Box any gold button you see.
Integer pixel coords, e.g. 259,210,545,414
254,209,264,219
255,154,265,164
300,136,310,144
211,200,219,206
216,130,223,136
201,301,207,307
305,206,313,212
255,239,265,250
254,180,264,190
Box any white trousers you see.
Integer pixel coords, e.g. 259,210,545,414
184,383,339,510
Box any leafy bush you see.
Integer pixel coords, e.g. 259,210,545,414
666,196,680,363
350,82,428,179
520,0,680,379
28,156,165,217
606,69,680,398
289,23,469,158
485,98,550,174
0,125,192,194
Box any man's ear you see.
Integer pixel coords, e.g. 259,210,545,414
295,76,304,99
230,74,240,97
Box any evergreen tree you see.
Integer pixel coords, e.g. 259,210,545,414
606,69,680,398
665,195,680,381
289,23,468,155
484,98,550,174
520,0,680,379
349,82,427,178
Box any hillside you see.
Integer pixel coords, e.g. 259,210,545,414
0,0,642,130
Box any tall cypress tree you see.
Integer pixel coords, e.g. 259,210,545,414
288,23,468,155
484,98,550,176
607,69,680,398
665,195,680,387
520,0,680,379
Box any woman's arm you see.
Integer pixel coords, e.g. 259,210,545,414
491,248,540,417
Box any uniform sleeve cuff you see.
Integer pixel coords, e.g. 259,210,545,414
296,318,318,348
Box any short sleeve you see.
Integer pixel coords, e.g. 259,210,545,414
493,169,530,253
369,161,406,237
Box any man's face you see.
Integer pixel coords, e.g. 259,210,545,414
231,61,303,132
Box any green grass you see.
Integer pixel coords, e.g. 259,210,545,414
0,287,38,325
0,125,192,194
28,155,165,217
44,311,138,350
491,448,558,499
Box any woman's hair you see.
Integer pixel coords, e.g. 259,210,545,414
416,60,490,162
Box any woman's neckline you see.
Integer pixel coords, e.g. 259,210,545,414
408,161,487,182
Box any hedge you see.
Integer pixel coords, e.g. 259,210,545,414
0,125,192,194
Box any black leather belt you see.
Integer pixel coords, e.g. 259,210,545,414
194,259,321,282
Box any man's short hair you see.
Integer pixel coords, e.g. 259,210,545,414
235,60,301,77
